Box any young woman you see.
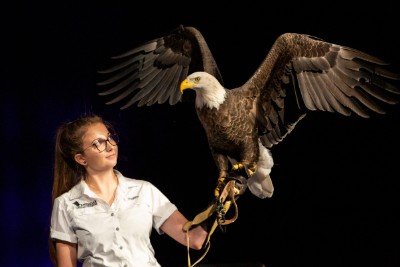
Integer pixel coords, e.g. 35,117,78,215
49,114,208,267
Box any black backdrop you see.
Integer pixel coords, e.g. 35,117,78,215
2,2,400,267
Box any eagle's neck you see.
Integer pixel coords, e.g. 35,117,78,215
195,83,226,110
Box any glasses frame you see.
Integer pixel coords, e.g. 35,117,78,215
82,133,119,153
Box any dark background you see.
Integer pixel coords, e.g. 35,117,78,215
2,2,400,267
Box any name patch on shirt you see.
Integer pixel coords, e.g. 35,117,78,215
73,200,97,208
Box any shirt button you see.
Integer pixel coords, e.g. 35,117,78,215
119,246,123,250
116,227,119,231
111,213,114,216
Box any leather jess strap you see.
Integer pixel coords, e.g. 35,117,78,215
183,180,239,267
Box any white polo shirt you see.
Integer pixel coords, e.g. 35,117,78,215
50,170,177,267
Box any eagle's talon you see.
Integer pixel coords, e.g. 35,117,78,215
214,177,226,197
232,163,243,171
233,187,240,195
230,164,253,179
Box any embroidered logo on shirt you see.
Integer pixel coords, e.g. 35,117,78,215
73,200,97,208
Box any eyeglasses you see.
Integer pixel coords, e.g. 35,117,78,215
83,133,119,153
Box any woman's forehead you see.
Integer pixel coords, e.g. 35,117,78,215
83,123,108,140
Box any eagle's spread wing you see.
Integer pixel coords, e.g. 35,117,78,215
97,25,223,108
242,33,400,148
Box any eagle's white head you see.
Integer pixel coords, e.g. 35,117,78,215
180,71,226,110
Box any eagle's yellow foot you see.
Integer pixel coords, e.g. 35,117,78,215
231,163,254,178
233,187,240,196
232,163,244,171
214,177,240,197
214,177,226,197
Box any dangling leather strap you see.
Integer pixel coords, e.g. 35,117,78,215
183,180,239,267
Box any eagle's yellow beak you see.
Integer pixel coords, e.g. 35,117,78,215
180,79,193,93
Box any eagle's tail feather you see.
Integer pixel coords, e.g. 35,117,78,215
248,173,274,199
248,142,275,199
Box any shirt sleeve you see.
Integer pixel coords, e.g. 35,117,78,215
147,182,178,234
50,197,78,244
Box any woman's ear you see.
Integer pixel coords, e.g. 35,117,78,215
74,154,87,166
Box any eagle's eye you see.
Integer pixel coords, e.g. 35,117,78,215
194,77,201,82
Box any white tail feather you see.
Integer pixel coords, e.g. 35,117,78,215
248,142,274,199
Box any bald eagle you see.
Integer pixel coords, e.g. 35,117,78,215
97,25,400,199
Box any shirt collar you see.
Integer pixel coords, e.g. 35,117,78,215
68,170,127,200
